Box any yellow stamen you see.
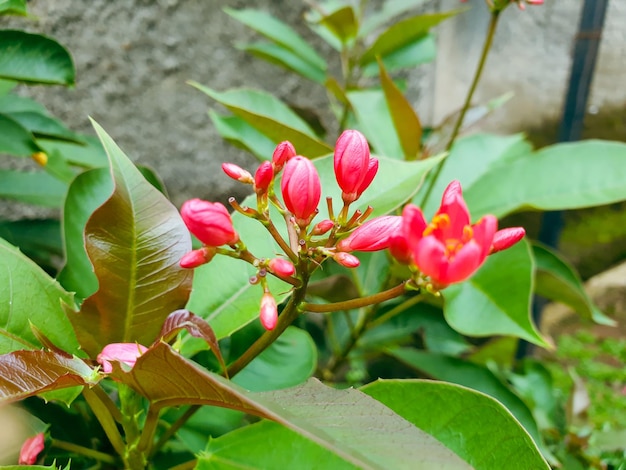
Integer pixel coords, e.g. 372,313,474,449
423,213,450,236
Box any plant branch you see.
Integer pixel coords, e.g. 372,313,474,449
51,438,118,465
82,386,126,458
419,10,501,208
366,293,425,330
301,282,408,313
263,218,298,262
150,405,199,459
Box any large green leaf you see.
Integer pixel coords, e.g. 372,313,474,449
0,219,62,273
360,10,461,65
116,343,471,469
378,59,421,160
359,0,428,37
37,135,108,168
0,349,92,404
417,133,532,217
223,8,326,70
362,380,549,470
190,84,332,158
0,169,67,207
443,240,548,346
0,31,74,85
197,420,358,470
0,113,38,156
233,326,316,392
68,121,193,358
0,0,27,16
208,110,277,161
57,168,112,299
0,238,79,354
6,110,81,143
532,242,614,325
361,34,436,77
237,42,326,84
464,140,626,219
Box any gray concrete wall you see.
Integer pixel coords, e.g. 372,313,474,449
3,0,626,209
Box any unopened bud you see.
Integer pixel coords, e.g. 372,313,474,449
490,227,525,254
259,292,278,330
268,258,296,277
333,252,360,268
254,161,274,195
31,151,48,166
222,162,253,183
272,141,296,172
179,247,216,269
311,219,334,236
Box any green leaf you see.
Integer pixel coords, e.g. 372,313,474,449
361,34,436,77
117,343,472,469
6,110,82,143
0,219,62,272
237,42,326,84
224,8,326,71
0,30,75,85
68,121,193,358
346,89,403,158
360,10,461,65
191,83,332,158
360,0,428,36
417,133,532,217
378,59,422,160
0,0,27,16
0,78,16,94
443,240,548,347
0,170,66,207
208,111,279,161
233,326,316,392
464,140,626,219
362,379,549,470
532,242,614,325
197,420,358,470
37,135,108,168
58,168,113,299
0,113,39,156
317,6,358,44
0,349,92,405
0,238,80,354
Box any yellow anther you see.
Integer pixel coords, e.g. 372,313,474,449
31,151,48,166
423,213,450,236
462,225,474,242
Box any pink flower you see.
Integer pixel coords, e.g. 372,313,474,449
222,163,253,184
19,433,45,465
337,216,402,252
97,343,149,373
393,181,524,287
181,199,239,247
254,161,274,195
180,247,216,269
268,258,296,277
333,252,360,268
334,130,378,203
272,141,296,172
259,293,278,331
281,156,321,226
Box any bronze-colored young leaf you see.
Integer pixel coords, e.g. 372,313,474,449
317,6,358,44
158,309,227,376
69,121,193,358
0,349,93,405
378,58,422,160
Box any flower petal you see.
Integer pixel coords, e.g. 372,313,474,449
414,235,447,283
445,239,483,284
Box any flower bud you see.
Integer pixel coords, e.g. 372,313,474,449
254,161,274,195
31,151,48,166
222,163,253,184
272,141,296,172
180,247,216,269
19,433,45,465
259,292,278,331
333,251,360,268
334,130,373,203
181,199,239,247
311,219,334,236
281,156,321,226
388,234,412,265
355,157,379,199
490,227,525,254
337,216,402,252
268,258,296,277
97,343,149,373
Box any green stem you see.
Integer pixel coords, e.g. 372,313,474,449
136,406,161,457
366,294,424,331
302,282,407,313
51,438,118,465
150,405,199,459
82,386,126,458
419,10,501,208
263,218,298,262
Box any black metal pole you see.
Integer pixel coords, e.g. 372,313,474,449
517,0,609,359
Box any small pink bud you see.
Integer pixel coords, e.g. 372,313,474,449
334,130,373,203
180,247,216,269
254,161,274,194
337,216,403,252
259,293,278,330
311,219,334,236
19,433,45,465
490,227,525,254
333,252,360,268
222,163,253,184
272,141,296,172
97,343,149,373
268,258,296,277
181,199,239,247
281,156,321,226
